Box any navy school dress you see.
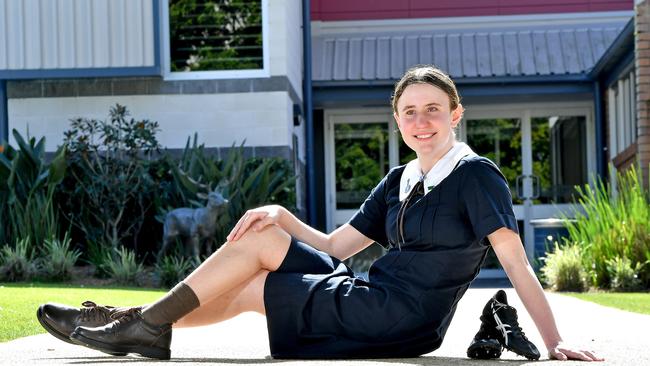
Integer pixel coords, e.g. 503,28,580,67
263,156,518,359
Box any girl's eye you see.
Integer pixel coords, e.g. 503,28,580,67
427,107,437,112
405,110,415,116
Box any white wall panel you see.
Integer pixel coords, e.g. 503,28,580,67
143,0,154,66
8,92,292,152
41,0,59,68
6,0,24,68
124,1,143,65
92,0,110,67
268,0,303,99
0,0,155,71
287,0,303,99
57,0,76,68
74,0,93,68
24,0,41,69
0,1,8,69
268,0,285,78
110,0,126,66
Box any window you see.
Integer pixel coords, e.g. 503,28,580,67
608,70,637,158
163,0,269,80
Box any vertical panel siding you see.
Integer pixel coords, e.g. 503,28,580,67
6,0,24,69
41,0,59,69
58,0,75,68
110,0,126,67
24,0,41,69
142,0,154,66
0,2,8,68
0,0,155,71
75,0,93,68
125,0,142,66
92,0,110,68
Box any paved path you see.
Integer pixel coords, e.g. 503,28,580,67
1,288,648,365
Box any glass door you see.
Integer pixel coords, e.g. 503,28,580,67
325,112,396,231
325,104,594,275
325,111,396,272
462,105,593,273
463,117,524,272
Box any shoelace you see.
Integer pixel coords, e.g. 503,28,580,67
109,306,141,324
78,301,114,322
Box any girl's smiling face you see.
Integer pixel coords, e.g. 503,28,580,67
393,83,463,171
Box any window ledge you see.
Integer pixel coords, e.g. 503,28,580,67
612,142,637,170
163,69,270,81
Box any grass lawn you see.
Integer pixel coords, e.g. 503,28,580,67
563,292,650,315
0,283,164,342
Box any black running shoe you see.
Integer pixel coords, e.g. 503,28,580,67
483,290,541,360
467,317,502,359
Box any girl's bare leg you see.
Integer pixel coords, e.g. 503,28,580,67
183,225,290,305
174,270,269,328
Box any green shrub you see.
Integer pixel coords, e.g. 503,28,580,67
50,110,296,263
0,237,37,281
38,232,81,281
155,135,296,258
541,243,588,292
85,241,113,278
106,247,143,285
60,104,160,255
155,255,195,288
606,256,644,292
563,165,650,288
0,130,66,249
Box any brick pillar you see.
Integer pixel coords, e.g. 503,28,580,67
636,0,650,189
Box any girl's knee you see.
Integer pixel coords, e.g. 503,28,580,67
236,225,290,249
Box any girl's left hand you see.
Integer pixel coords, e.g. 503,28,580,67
549,342,604,361
226,205,284,242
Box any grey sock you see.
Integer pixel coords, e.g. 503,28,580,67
141,282,200,326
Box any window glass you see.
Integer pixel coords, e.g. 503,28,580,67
608,71,637,156
169,0,263,72
334,123,389,210
466,118,523,204
532,116,587,204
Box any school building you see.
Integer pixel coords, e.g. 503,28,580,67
0,0,647,275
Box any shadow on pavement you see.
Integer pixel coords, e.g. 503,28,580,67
37,356,536,365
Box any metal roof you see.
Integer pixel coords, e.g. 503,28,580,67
312,26,624,82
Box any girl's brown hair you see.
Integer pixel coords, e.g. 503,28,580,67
391,65,460,114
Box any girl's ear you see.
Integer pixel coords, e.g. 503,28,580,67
451,104,464,127
393,112,401,128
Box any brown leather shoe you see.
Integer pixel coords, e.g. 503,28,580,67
70,308,172,360
37,301,131,356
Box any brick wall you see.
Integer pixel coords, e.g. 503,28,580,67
636,0,650,188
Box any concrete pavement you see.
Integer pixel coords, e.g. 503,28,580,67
1,288,648,365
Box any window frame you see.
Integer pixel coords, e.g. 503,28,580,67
161,0,270,81
607,69,637,159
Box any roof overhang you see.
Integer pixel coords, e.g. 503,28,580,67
588,18,635,86
313,74,594,108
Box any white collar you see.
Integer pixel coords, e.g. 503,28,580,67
399,142,477,201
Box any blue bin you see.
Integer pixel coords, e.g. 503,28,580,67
530,219,572,268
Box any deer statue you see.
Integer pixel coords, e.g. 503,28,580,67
160,191,228,260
